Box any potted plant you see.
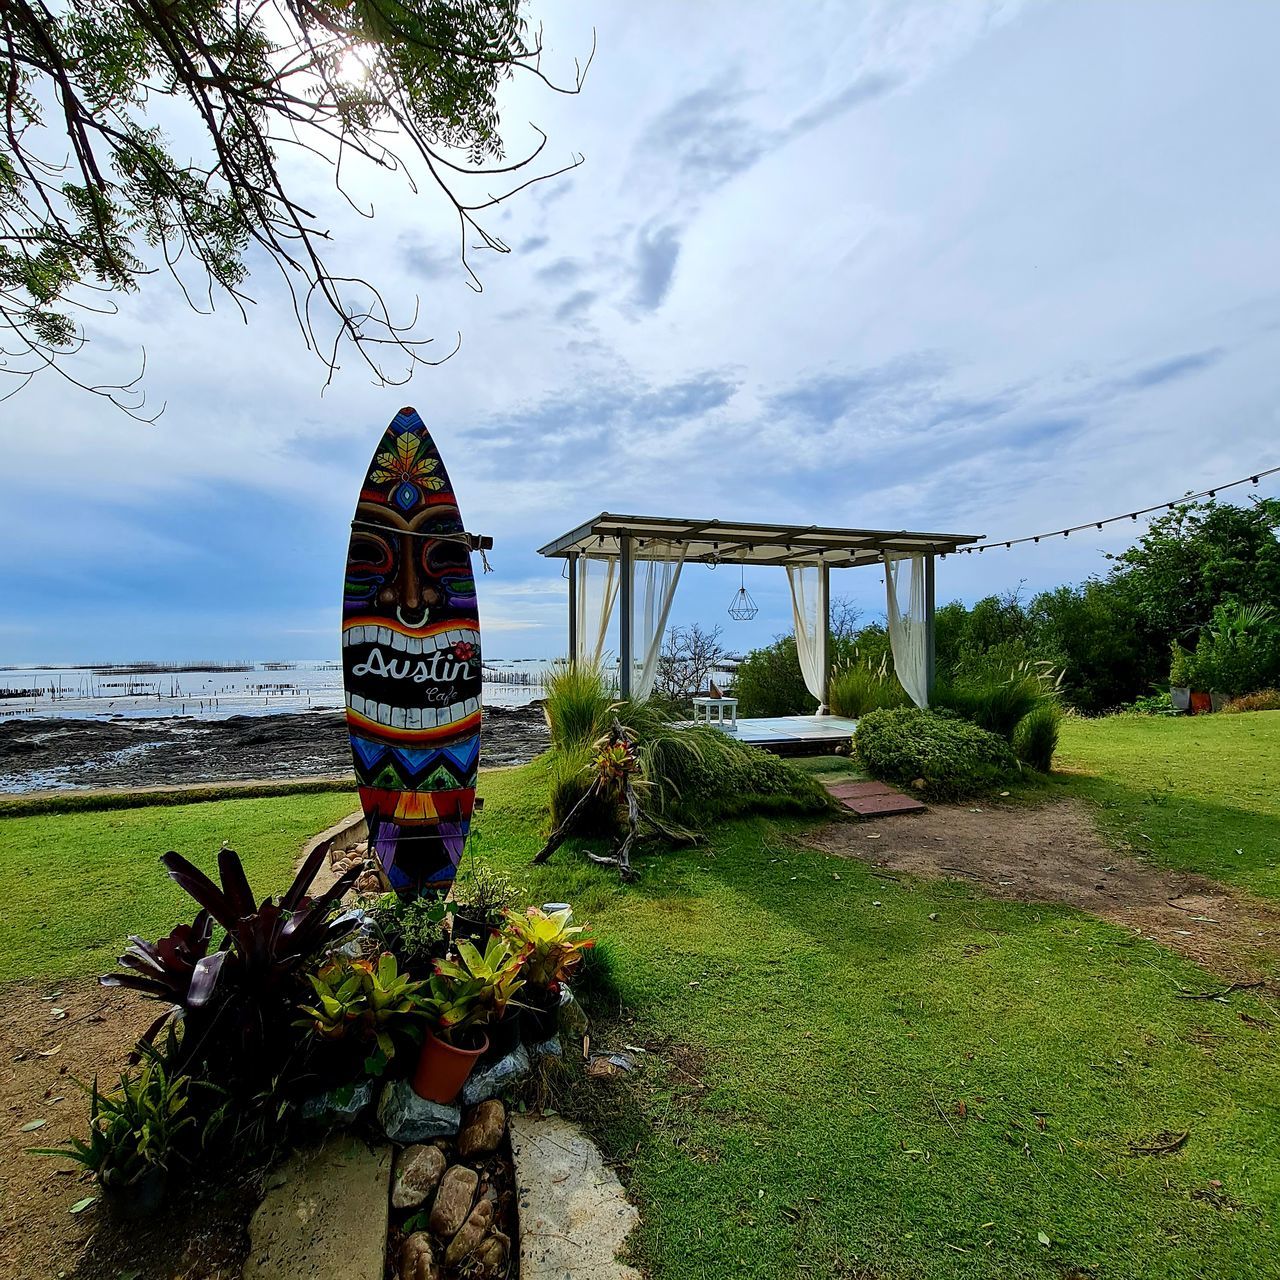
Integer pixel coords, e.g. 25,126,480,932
503,906,594,1043
413,935,524,1103
449,857,521,947
1189,634,1215,714
1168,643,1192,713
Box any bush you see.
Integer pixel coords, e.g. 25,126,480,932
1120,691,1176,715
544,661,610,750
1169,643,1193,688
1013,703,1061,771
855,707,1018,800
828,654,909,718
1222,689,1280,713
647,725,830,825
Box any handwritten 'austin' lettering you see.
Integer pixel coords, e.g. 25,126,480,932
351,645,476,684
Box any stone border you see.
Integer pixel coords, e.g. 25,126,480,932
297,809,367,897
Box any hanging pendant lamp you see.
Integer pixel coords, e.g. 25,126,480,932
728,561,758,621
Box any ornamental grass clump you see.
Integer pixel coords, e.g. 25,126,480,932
544,660,611,750
855,707,1018,800
933,659,1061,742
1222,689,1280,713
828,652,909,718
1013,701,1062,772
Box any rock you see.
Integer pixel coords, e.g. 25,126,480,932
400,1231,438,1280
376,1079,460,1144
244,1134,391,1280
474,1229,509,1277
461,1044,531,1106
429,1164,479,1239
300,1080,373,1128
391,1144,448,1210
443,1200,494,1266
509,1114,641,1280
354,871,383,895
457,1100,506,1160
585,1052,638,1080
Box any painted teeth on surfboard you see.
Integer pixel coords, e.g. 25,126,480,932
345,693,481,724
341,626,476,655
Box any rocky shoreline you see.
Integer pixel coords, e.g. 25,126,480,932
0,705,548,793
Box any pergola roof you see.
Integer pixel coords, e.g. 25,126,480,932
537,513,983,568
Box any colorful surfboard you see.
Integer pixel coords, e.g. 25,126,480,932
342,407,481,894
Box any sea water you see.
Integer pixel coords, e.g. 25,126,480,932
0,659,553,721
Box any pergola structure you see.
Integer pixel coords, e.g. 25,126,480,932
537,513,983,703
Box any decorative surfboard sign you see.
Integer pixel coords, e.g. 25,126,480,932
342,407,484,895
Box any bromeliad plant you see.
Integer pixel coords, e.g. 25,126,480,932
424,935,525,1046
296,951,427,1070
101,844,362,1084
503,906,594,998
32,1040,200,1204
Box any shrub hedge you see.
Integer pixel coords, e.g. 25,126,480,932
855,707,1018,800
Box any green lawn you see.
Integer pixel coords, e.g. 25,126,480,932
467,736,1279,1280
0,792,359,984
2,717,1277,1278
1056,711,1280,898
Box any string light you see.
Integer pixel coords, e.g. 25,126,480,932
957,463,1279,555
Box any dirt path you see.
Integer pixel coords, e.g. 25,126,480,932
0,980,257,1279
804,796,1280,986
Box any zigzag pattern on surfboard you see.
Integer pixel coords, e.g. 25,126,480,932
348,732,479,792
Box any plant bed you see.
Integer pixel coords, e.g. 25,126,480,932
32,814,598,1274
386,1100,517,1279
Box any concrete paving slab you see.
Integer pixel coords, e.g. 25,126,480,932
844,791,927,815
244,1133,392,1280
510,1113,641,1280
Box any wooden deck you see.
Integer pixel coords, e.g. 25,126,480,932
703,714,861,754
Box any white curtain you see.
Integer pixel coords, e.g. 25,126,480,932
631,542,686,702
786,565,829,711
884,552,929,708
575,556,618,668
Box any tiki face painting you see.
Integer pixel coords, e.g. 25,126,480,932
342,407,481,894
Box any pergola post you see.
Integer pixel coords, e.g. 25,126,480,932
618,535,633,698
819,560,832,714
567,551,579,664
924,553,937,705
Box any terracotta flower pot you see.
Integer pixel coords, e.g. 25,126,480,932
1189,690,1212,715
412,1030,488,1104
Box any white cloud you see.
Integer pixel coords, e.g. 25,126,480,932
2,0,1279,662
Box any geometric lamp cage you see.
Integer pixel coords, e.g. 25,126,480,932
727,562,758,621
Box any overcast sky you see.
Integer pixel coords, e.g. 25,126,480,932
2,0,1278,664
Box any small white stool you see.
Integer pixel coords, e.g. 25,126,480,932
692,695,738,730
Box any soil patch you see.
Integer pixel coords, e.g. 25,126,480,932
0,979,265,1279
804,796,1280,985
0,705,548,793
